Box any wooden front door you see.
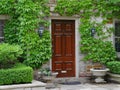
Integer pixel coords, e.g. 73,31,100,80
52,20,75,77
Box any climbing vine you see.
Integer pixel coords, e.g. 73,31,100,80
0,0,120,68
55,0,120,65
0,0,51,69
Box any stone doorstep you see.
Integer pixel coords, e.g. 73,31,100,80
0,80,46,90
42,76,91,85
54,77,83,84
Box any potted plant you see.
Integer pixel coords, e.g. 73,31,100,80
90,66,109,83
81,38,117,83
38,67,58,81
107,61,120,83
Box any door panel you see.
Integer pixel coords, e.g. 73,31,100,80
65,23,73,32
65,35,72,56
52,20,75,77
54,35,62,56
54,23,62,32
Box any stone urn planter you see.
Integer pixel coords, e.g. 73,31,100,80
107,73,120,83
38,68,58,83
107,61,120,83
90,68,109,83
42,72,58,81
38,71,58,89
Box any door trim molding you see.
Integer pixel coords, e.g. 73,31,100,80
49,17,80,78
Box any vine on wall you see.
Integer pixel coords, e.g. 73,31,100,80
0,0,51,69
0,0,119,68
55,0,119,65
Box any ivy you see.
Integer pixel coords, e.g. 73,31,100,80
23,31,51,69
0,0,119,68
0,0,51,69
55,0,118,65
109,0,120,3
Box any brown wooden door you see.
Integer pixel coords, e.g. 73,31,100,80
52,20,75,77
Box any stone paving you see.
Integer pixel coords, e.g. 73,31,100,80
0,80,120,90
46,83,120,90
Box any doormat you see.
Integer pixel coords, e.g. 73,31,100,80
60,81,81,85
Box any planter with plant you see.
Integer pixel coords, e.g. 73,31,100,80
38,68,58,81
82,38,117,83
38,67,58,88
79,21,117,83
107,61,120,83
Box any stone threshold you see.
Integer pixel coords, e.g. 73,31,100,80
0,80,46,90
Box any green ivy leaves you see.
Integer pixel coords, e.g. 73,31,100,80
55,0,118,65
23,31,51,69
0,0,51,69
107,61,120,74
79,19,117,65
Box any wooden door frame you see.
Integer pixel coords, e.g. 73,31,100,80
49,17,80,78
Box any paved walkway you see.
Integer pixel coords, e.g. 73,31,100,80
0,80,120,90
46,83,120,90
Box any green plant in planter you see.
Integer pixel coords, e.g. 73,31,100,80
107,61,120,74
39,68,51,76
0,43,23,69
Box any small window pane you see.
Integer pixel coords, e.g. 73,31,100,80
115,22,120,36
115,38,120,52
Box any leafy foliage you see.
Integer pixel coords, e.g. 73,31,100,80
107,61,120,74
0,43,23,69
39,67,51,76
55,0,118,65
55,0,120,18
0,63,33,85
23,30,52,69
0,0,51,69
109,0,120,3
79,19,117,64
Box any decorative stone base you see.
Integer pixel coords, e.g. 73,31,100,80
90,68,109,83
0,80,46,90
95,77,106,83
